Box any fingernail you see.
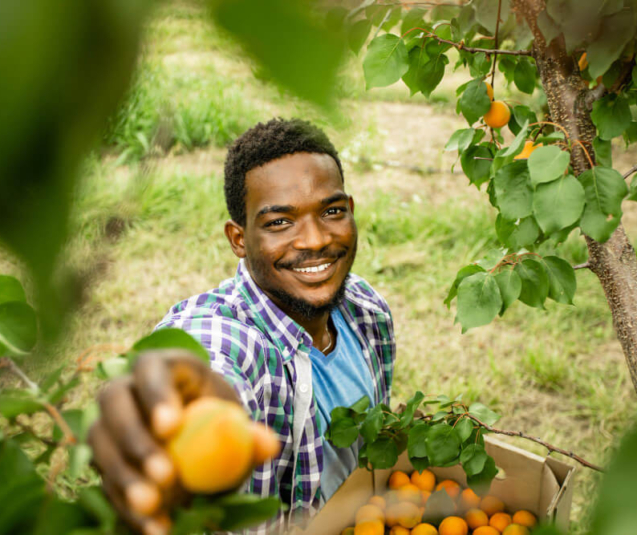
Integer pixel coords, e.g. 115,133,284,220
152,403,182,439
126,481,161,516
143,517,171,535
144,453,176,488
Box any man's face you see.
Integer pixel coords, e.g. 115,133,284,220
226,152,357,321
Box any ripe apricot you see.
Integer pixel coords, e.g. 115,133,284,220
412,523,439,535
411,469,436,491
252,421,281,464
465,508,489,529
439,516,468,535
512,510,537,528
480,495,505,517
395,501,422,529
435,479,461,499
490,512,512,532
459,488,481,510
474,527,500,535
513,140,543,160
398,483,423,504
483,100,511,129
354,520,384,535
389,470,411,490
485,81,494,101
167,397,269,493
578,52,588,71
368,495,386,510
384,490,401,506
389,526,411,535
355,504,385,525
502,525,530,535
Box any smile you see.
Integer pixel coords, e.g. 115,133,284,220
292,262,333,274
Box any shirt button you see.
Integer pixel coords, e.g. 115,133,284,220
299,383,309,393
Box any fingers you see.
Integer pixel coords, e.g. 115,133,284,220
98,378,176,488
88,420,162,519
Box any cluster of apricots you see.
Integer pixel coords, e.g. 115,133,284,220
340,469,538,535
482,82,511,129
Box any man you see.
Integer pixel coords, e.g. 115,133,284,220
90,118,396,534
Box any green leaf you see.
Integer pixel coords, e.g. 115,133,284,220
47,376,80,405
407,422,429,458
494,161,533,220
468,402,500,426
367,437,399,469
494,269,522,315
77,487,117,532
363,34,409,89
0,302,37,355
445,128,476,153
426,424,461,466
444,264,486,308
348,19,372,55
410,456,430,473
399,391,425,428
460,443,488,476
358,443,369,469
578,166,628,242
587,10,637,78
528,146,571,186
456,272,502,333
461,145,493,187
211,0,344,106
41,365,65,392
533,174,585,234
629,175,637,202
173,503,224,535
69,444,93,478
214,493,282,531
418,54,449,98
422,490,456,524
514,258,549,309
131,328,210,363
542,256,577,305
497,120,529,161
0,389,43,418
509,105,538,137
593,137,612,168
536,9,561,45
495,215,540,250
95,357,130,380
0,276,26,305
473,0,510,33
402,45,430,96
513,57,535,94
328,417,359,448
360,404,383,443
455,418,474,442
467,454,498,495
400,7,426,35
591,94,631,140
350,396,370,414
459,79,492,125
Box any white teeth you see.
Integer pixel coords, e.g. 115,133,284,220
293,262,332,273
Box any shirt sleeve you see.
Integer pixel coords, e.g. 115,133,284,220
155,309,262,421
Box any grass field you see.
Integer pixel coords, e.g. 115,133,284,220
3,1,637,532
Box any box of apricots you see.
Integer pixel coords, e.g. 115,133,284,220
299,436,575,535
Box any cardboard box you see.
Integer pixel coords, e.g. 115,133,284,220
297,436,576,534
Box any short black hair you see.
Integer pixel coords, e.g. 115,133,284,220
224,118,344,226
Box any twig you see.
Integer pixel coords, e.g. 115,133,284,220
623,165,637,181
402,27,533,56
373,7,393,40
44,402,77,445
573,262,590,271
490,0,503,88
465,413,603,472
0,356,39,392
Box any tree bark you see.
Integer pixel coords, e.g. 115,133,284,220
513,0,637,392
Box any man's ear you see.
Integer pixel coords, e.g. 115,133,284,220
348,195,355,214
224,220,246,258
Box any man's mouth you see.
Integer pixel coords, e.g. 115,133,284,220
292,262,333,274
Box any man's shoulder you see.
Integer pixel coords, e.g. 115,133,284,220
344,273,392,317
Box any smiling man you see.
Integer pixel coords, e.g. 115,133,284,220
90,118,395,534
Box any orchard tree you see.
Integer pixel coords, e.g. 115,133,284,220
337,0,637,391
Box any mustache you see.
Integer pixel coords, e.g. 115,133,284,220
277,249,347,270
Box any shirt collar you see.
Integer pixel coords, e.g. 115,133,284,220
234,259,311,363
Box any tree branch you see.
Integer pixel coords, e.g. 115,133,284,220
490,0,503,87
573,262,591,271
465,413,604,472
623,165,637,181
0,356,39,392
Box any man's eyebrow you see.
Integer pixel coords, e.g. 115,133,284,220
321,192,349,205
256,204,297,218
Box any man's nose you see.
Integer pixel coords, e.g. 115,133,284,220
292,217,331,251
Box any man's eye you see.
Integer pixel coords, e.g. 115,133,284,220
265,219,287,228
325,207,346,216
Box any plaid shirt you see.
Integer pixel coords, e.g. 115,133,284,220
156,259,395,533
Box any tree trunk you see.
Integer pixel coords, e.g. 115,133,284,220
513,0,637,392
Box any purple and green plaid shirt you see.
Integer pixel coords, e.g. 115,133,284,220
156,259,395,533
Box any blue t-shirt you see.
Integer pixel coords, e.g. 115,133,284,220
309,308,377,505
